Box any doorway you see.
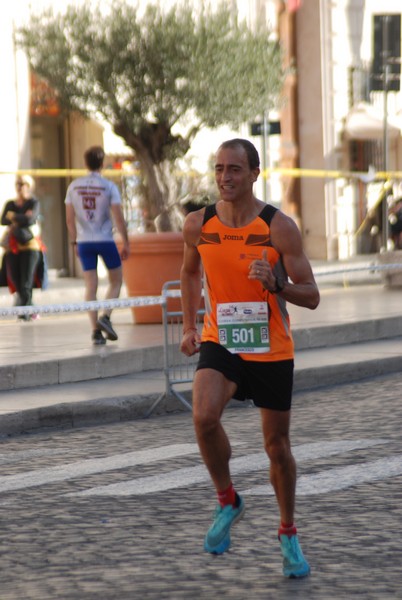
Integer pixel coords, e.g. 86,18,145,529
30,116,68,271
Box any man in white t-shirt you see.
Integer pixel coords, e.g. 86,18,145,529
65,146,130,345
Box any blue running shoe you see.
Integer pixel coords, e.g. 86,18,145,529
204,496,245,554
279,534,311,578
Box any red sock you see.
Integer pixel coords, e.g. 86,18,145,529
217,483,236,507
278,522,298,538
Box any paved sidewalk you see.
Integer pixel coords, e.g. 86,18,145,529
0,263,396,368
1,273,401,370
1,263,402,436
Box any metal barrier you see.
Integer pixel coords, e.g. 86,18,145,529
145,280,204,417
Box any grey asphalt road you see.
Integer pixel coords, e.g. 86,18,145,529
0,372,401,600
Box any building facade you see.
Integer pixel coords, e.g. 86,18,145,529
1,0,401,273
281,0,402,259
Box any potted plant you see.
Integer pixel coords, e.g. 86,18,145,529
118,189,211,323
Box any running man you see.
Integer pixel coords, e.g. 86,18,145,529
180,138,319,578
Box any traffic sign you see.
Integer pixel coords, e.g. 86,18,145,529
249,120,281,136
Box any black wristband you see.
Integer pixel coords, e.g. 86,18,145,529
272,276,285,294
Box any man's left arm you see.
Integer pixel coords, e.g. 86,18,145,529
111,204,130,260
271,212,320,310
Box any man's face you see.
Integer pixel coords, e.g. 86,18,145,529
214,145,259,203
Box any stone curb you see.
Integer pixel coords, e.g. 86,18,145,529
2,316,402,392
2,352,402,438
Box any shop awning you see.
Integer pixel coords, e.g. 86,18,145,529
344,102,401,141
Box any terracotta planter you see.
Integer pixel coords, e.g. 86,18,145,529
120,232,184,324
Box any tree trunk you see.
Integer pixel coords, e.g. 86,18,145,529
137,150,169,231
114,122,179,232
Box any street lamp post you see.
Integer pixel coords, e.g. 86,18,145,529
262,112,270,204
381,15,390,251
382,61,390,250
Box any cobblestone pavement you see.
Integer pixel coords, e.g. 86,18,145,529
0,373,401,600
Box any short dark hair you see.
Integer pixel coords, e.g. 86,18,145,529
84,146,105,171
218,138,260,170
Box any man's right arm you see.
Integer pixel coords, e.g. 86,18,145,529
180,210,204,356
65,203,77,246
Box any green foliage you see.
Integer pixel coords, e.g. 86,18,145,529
17,1,284,229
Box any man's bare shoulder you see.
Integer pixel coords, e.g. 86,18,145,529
183,208,205,244
270,209,303,252
271,209,300,233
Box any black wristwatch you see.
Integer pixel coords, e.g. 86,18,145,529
272,276,285,294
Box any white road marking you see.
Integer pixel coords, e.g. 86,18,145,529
0,439,396,498
242,454,402,496
0,444,199,493
66,439,389,497
0,449,67,465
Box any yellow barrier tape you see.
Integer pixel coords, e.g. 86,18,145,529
0,169,133,178
261,168,402,180
0,167,402,180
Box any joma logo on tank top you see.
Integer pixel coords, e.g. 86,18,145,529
223,234,244,240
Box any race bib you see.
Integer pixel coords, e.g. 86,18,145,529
217,302,269,354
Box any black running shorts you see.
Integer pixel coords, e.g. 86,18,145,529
196,341,294,411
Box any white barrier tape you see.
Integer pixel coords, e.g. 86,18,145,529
1,262,402,319
314,263,402,277
163,289,183,298
0,295,163,318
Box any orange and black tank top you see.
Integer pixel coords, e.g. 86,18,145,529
198,203,294,362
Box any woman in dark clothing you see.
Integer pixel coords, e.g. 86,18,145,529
1,176,41,320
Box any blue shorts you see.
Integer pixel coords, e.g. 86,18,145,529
77,241,122,272
196,341,294,411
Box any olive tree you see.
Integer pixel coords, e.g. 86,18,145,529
17,1,284,231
